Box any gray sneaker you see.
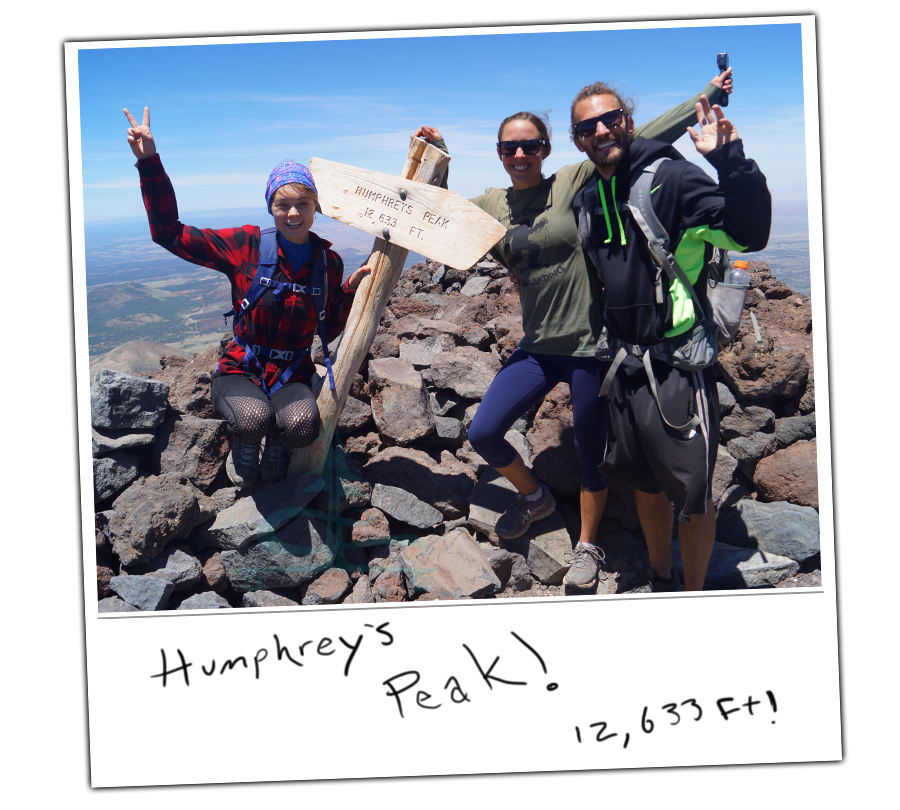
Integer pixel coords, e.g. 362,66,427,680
226,437,261,486
630,566,683,594
495,483,556,540
563,543,608,588
260,431,291,483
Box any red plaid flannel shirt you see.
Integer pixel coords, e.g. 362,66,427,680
137,153,357,391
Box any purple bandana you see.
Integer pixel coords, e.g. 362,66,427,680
265,160,320,213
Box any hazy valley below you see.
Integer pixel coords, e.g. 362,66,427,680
83,203,813,381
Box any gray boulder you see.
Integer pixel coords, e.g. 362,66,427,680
425,346,501,399
371,483,443,529
336,396,373,435
107,473,216,566
726,431,778,477
399,335,456,369
711,445,738,505
460,275,492,297
363,446,476,519
368,357,435,445
400,528,501,598
125,544,203,592
109,574,175,610
242,590,300,608
200,473,324,550
154,415,229,491
774,413,817,448
93,452,140,503
98,596,140,613
719,405,776,441
177,592,231,610
717,499,819,564
220,514,334,592
90,369,170,429
699,540,800,589
92,426,156,457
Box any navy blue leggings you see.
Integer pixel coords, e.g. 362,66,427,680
468,349,608,492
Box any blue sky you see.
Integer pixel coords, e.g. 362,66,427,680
76,21,806,223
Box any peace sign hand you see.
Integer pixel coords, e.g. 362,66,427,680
123,106,156,159
687,94,738,157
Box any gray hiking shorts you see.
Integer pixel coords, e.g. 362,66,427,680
599,359,719,521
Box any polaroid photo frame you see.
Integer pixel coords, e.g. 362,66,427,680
65,16,840,788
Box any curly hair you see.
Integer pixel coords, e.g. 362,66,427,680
569,82,635,141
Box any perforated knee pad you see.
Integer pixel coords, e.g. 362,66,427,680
277,398,321,448
221,396,275,444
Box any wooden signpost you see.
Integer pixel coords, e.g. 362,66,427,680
287,137,508,479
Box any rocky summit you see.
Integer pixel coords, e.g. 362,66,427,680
92,258,821,611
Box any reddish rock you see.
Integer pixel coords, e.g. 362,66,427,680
337,397,373,435
393,314,464,340
364,446,475,519
437,294,495,327
373,570,408,602
526,383,580,499
351,508,391,545
344,431,382,462
150,343,224,418
368,332,400,359
154,415,230,491
349,373,369,400
798,369,815,415
97,565,113,598
494,315,525,362
302,568,353,605
753,440,818,509
200,550,229,592
390,298,443,320
717,332,809,400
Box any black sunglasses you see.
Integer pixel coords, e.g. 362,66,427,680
573,108,626,139
497,139,547,157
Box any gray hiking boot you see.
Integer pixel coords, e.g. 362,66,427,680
563,542,608,589
226,437,261,486
260,431,292,483
630,566,683,594
495,483,556,540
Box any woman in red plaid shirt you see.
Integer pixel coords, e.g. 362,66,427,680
125,107,371,486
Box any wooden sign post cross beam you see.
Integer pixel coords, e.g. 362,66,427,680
287,137,507,478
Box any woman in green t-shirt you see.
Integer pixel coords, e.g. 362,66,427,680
413,70,732,589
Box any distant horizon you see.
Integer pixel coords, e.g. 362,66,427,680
76,23,808,226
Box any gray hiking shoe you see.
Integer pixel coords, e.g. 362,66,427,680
226,437,261,486
630,566,683,594
563,542,608,588
495,483,556,540
260,431,291,483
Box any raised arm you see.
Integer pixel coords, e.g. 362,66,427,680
635,67,733,144
682,95,771,254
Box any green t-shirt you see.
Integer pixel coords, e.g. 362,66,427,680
439,83,722,357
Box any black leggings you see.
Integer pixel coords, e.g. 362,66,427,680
211,374,320,448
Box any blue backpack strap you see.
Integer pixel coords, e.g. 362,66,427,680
222,227,280,329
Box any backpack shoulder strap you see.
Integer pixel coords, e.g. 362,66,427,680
311,248,335,390
222,227,280,327
627,158,705,316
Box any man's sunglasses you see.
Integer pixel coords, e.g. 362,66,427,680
573,108,626,139
496,139,548,157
